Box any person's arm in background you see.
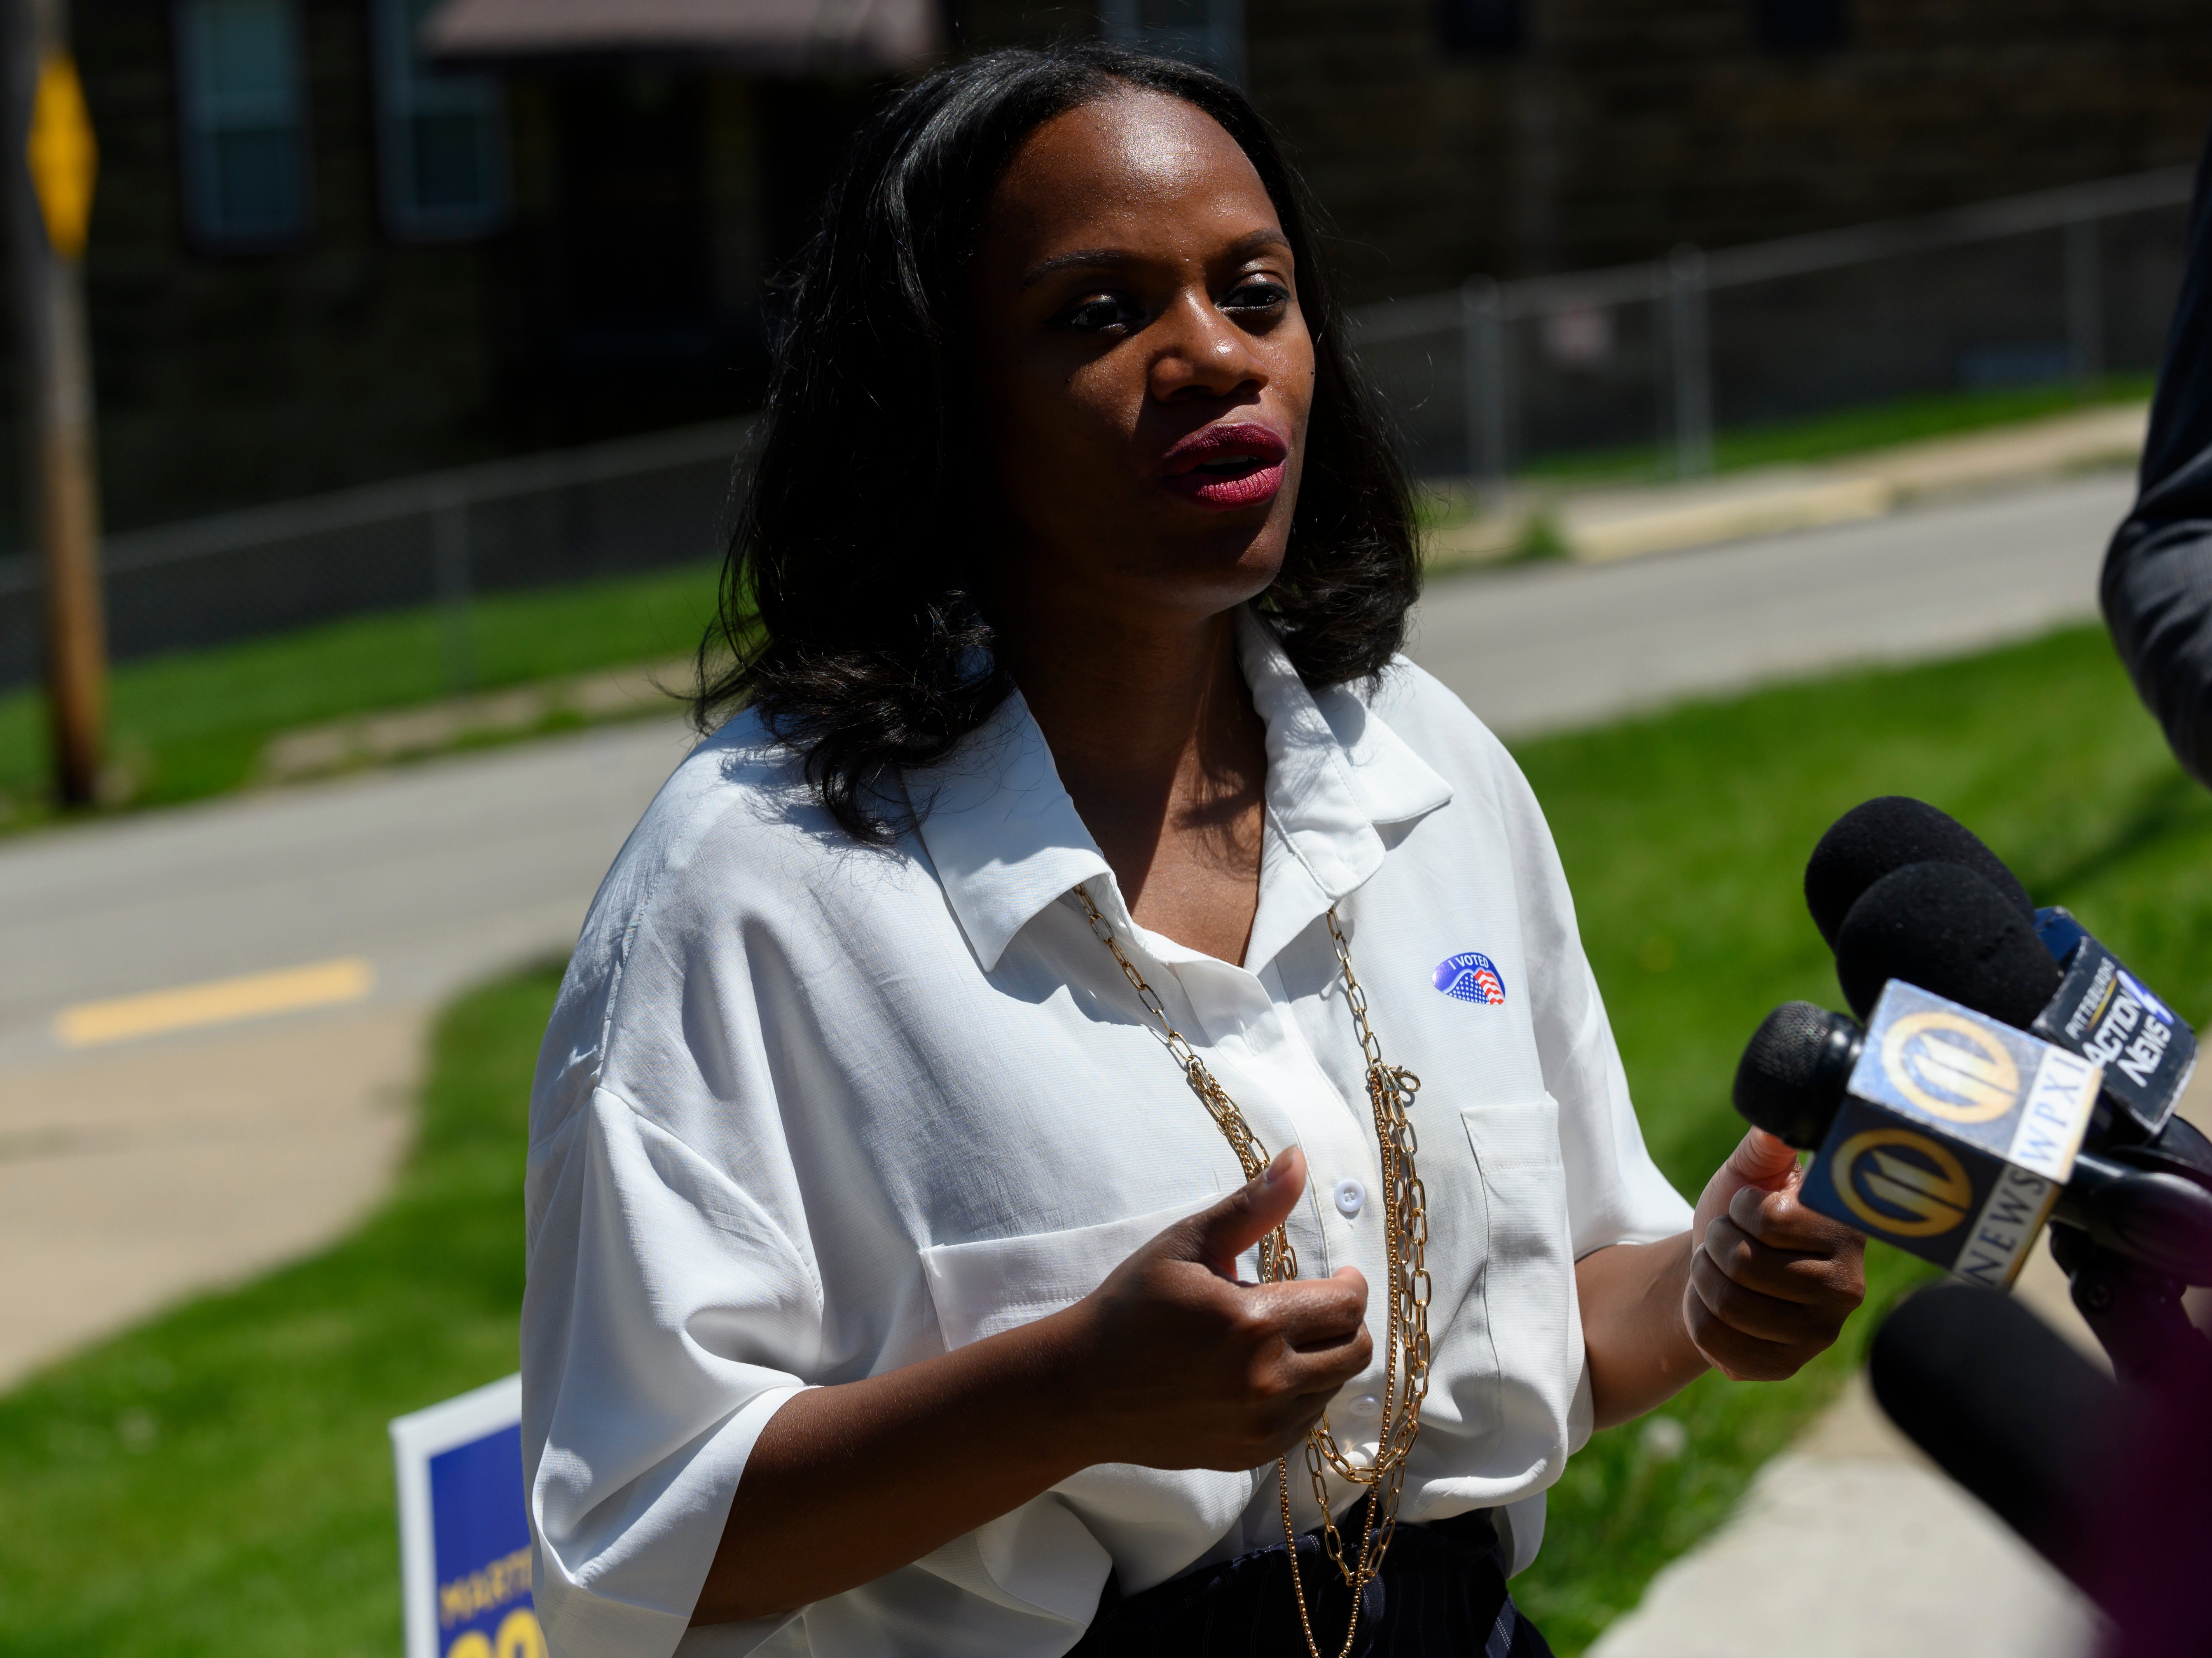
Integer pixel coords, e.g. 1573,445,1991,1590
2104,124,2212,785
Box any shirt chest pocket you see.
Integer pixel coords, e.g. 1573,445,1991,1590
919,1200,1211,1351
1456,1095,1579,1449
916,1201,1261,1588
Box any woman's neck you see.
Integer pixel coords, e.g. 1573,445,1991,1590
997,604,1269,960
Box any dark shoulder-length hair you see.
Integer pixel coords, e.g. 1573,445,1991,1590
695,41,1421,843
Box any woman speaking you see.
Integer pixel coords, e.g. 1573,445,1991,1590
519,43,1865,1658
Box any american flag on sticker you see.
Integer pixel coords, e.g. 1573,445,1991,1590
1433,952,1507,1006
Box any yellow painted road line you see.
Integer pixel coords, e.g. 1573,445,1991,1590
54,957,376,1047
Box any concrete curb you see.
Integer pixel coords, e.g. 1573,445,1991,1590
1428,401,2148,570
260,657,693,782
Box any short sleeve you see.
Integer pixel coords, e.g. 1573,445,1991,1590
521,821,828,1658
523,1089,818,1658
1486,735,1694,1257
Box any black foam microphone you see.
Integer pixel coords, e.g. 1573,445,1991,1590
1831,862,2059,1024
1833,861,2198,1139
1732,1000,1862,1149
1803,796,2034,948
1868,1282,2118,1582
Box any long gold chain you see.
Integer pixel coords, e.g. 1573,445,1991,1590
1073,884,1432,1658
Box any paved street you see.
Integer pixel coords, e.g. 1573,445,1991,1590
1413,468,2131,735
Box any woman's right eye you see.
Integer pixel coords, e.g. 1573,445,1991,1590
1058,293,1144,333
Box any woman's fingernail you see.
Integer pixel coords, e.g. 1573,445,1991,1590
1263,1149,1294,1185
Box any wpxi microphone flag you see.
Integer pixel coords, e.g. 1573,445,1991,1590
1800,981,2103,1288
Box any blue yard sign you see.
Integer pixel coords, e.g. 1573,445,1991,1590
391,1374,545,1658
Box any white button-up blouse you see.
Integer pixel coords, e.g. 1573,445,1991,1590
521,609,1692,1658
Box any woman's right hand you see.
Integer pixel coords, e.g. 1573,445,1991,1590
701,1145,1368,1623
1059,1146,1373,1472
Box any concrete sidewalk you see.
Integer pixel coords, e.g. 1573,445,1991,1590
0,1008,421,1387
1429,400,2147,569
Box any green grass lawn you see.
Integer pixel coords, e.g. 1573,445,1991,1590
0,559,723,828
4,620,2209,1656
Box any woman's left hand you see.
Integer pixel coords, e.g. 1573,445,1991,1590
1684,1128,1867,1381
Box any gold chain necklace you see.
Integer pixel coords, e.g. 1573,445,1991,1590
1074,884,1433,1658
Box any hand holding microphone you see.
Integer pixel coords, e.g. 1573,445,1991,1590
1681,1126,1865,1382
1734,995,2212,1286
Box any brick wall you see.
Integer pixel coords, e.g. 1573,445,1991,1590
72,0,507,532
1245,0,2212,302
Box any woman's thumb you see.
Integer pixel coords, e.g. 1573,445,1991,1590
1724,1126,1802,1192
1183,1147,1305,1275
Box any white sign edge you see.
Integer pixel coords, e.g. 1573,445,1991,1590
390,1373,525,1658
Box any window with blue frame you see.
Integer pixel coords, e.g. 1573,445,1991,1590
174,0,311,248
371,0,510,241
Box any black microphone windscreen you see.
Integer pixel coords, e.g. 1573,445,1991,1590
1804,796,2034,949
1869,1282,2116,1580
1733,1001,1856,1148
1833,860,2062,1025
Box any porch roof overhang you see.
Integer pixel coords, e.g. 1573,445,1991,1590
422,0,940,75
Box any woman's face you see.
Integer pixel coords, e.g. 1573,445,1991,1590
968,89,1315,632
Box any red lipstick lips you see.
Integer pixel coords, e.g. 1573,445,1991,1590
1159,421,1291,510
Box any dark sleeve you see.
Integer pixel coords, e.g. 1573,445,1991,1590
2103,127,2212,786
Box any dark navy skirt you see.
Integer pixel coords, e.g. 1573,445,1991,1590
1069,1506,1554,1658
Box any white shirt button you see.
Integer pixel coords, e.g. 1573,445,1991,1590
1351,1393,1381,1417
1334,1178,1365,1218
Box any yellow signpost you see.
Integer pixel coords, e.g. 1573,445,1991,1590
7,5,107,808
27,51,94,258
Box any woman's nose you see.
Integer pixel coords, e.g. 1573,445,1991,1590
1149,293,1265,401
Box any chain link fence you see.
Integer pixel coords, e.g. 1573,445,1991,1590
1350,168,2194,481
0,167,2194,695
0,419,753,693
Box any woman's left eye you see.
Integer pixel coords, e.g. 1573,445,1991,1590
1225,279,1290,312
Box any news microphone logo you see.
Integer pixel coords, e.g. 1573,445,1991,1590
1833,1128,1975,1237
2032,907,2197,1135
1801,981,2102,1287
1881,1012,2021,1124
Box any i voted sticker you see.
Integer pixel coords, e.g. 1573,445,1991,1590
1434,952,1506,1006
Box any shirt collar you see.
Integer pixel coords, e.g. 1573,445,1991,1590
907,608,1452,973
